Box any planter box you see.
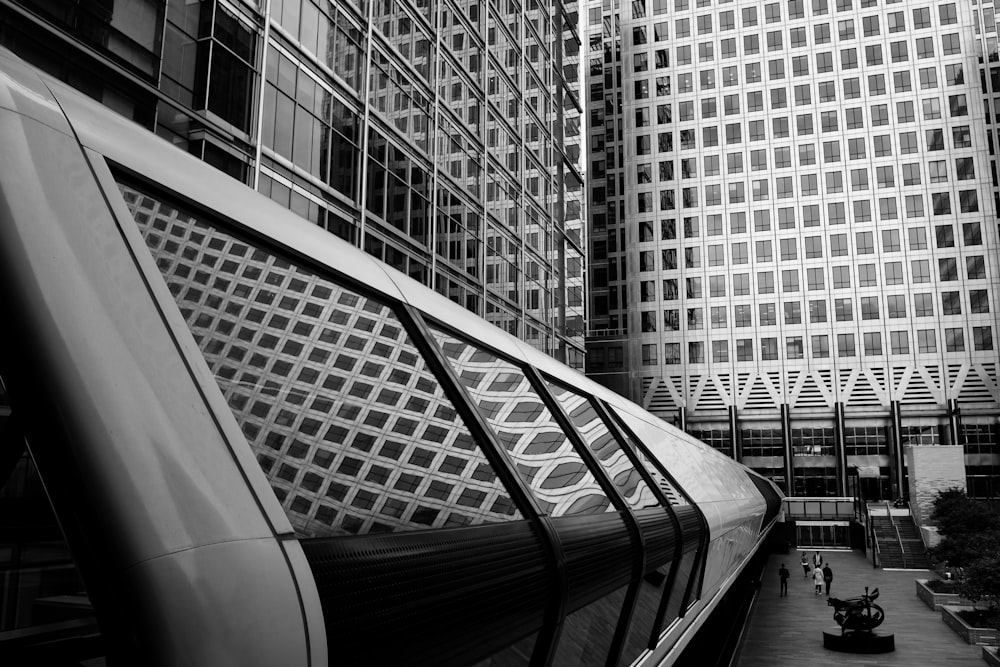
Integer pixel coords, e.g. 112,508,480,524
983,646,1000,667
941,605,999,646
917,579,970,611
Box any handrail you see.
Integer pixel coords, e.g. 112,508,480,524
886,506,907,568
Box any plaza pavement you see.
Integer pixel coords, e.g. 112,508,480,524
736,548,985,666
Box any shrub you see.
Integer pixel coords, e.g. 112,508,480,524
960,555,1000,612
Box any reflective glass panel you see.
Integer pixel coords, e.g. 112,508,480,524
119,182,521,537
431,329,614,516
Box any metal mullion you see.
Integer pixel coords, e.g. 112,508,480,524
395,303,566,667
523,368,644,667
602,404,711,635
592,398,685,648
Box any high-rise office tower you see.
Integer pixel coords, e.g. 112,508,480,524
586,0,1000,505
0,0,586,368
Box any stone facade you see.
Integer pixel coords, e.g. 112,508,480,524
906,445,966,530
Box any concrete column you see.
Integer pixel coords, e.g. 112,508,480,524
729,405,741,462
889,400,904,499
834,402,848,496
781,404,793,495
948,399,963,447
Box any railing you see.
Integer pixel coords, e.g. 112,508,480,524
884,504,910,569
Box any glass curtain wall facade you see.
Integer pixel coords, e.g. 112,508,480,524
0,0,586,368
586,0,1000,497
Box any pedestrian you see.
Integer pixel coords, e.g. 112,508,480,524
813,564,824,595
779,563,790,597
800,552,810,577
822,563,833,596
813,551,823,569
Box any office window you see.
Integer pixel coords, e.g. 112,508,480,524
894,71,911,92
882,229,901,253
960,189,978,212
784,301,802,324
863,15,880,36
945,328,964,352
805,236,823,258
890,331,909,355
787,337,804,360
914,293,934,317
835,298,853,321
916,37,934,58
852,200,871,223
807,267,825,290
917,330,936,353
971,290,990,314
737,339,754,361
887,295,906,318
891,41,908,62
810,299,827,322
974,327,994,351
759,272,775,295
760,305,776,330
761,338,779,360
712,340,730,362
838,333,856,357
884,261,903,285
848,136,865,157
733,273,751,295
908,227,927,250
864,332,883,356
664,343,681,364
968,256,987,280
783,270,800,293
942,292,961,316
912,259,931,283
689,342,705,363
833,266,851,289
812,335,830,359
942,34,960,56
858,264,877,287
817,52,834,73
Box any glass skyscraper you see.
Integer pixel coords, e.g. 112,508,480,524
586,0,1000,500
0,0,586,368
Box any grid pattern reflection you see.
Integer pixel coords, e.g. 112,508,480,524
119,183,521,537
431,329,615,516
543,380,661,510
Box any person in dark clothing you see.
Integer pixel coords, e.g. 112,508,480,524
778,564,790,597
822,564,833,596
800,552,810,576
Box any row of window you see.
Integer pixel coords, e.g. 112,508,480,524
628,33,961,83
642,290,992,331
634,124,972,163
635,0,957,26
630,88,964,128
608,41,959,102
630,190,981,224
637,219,983,248
640,326,995,365
640,254,988,284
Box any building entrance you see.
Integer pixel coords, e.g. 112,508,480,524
795,521,850,549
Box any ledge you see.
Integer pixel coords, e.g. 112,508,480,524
916,579,970,611
941,605,999,646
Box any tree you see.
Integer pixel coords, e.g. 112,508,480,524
929,489,1000,569
960,554,1000,611
931,488,1000,539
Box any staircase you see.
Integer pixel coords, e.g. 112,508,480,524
871,513,930,569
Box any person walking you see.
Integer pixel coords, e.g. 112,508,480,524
822,563,833,596
813,564,825,595
779,563,790,597
800,553,810,577
813,551,823,569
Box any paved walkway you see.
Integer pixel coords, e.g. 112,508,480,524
737,549,985,666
